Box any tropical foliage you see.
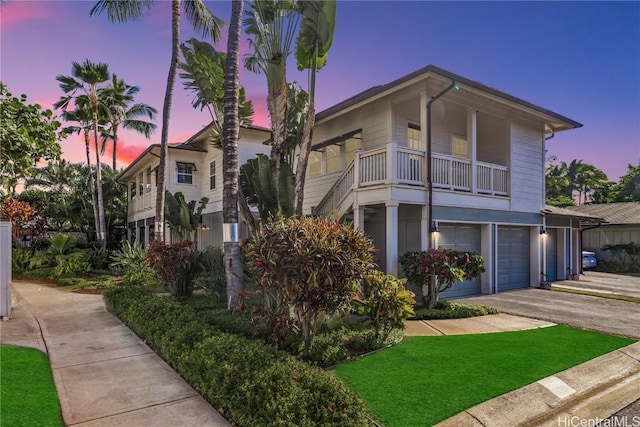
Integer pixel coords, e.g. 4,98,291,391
91,0,224,242
164,191,208,243
243,215,377,352
400,249,485,308
146,240,203,297
0,83,63,195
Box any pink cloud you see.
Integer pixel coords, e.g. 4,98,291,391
1,1,55,26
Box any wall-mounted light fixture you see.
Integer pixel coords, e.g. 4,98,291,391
540,226,547,235
431,220,439,233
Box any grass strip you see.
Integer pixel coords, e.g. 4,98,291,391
335,325,634,427
551,287,640,303
0,345,63,427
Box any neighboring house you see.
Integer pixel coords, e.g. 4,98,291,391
304,65,582,296
119,124,270,249
121,65,585,296
565,202,640,262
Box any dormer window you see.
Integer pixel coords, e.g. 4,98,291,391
176,162,196,184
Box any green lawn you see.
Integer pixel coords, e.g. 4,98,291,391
334,326,634,427
1,345,63,427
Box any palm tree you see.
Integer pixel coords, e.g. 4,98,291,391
91,0,224,242
56,60,110,249
292,0,336,216
243,0,299,198
223,0,244,308
54,99,100,234
101,74,158,170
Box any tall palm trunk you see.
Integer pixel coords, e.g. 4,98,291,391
268,73,288,210
223,0,244,309
155,0,181,242
112,123,119,170
91,109,107,250
83,129,100,238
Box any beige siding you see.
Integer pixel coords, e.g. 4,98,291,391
509,117,545,212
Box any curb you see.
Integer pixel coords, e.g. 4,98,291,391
435,342,640,427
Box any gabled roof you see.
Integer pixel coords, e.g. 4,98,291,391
564,202,640,225
316,65,582,132
118,123,270,182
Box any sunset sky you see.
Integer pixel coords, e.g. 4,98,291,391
1,1,638,181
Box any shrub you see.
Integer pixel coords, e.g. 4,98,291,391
411,300,499,320
102,287,373,426
109,241,147,273
195,247,226,302
146,240,203,297
243,215,377,352
11,249,31,272
400,249,484,308
357,270,415,341
601,243,640,272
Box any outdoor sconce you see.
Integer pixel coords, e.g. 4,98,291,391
540,226,547,235
431,220,439,233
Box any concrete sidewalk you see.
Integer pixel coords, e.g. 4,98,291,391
2,281,638,426
0,281,230,427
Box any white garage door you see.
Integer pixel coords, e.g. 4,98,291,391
498,226,530,291
438,224,482,298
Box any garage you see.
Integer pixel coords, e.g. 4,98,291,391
438,224,482,298
497,226,530,291
544,228,558,282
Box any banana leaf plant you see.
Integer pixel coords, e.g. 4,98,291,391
240,154,294,222
164,191,209,244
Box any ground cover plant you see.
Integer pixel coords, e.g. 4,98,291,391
103,286,374,426
0,345,63,427
411,300,499,320
335,326,635,427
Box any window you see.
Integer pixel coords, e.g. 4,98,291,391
309,151,322,177
344,135,362,165
176,162,196,184
209,160,216,190
308,130,363,177
407,123,421,150
325,145,342,174
451,134,469,158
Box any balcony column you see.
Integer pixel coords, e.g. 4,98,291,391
386,141,398,185
385,202,399,276
353,204,364,231
467,108,477,193
353,149,362,189
421,205,429,251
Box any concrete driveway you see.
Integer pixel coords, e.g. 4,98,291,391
555,271,640,299
458,285,640,339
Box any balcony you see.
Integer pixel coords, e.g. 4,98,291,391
128,192,154,216
314,142,509,217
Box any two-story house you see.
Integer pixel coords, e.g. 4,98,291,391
120,65,584,296
303,65,583,296
119,124,271,248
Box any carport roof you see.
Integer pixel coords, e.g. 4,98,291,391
564,202,640,225
542,205,606,225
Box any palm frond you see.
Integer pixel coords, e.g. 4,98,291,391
183,0,225,43
90,0,154,23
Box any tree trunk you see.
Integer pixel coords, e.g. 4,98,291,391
92,118,107,250
155,0,180,242
84,130,100,241
223,0,244,309
294,105,315,216
425,273,438,309
112,125,118,170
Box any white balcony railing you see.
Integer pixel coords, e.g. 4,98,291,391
313,142,510,217
128,192,154,215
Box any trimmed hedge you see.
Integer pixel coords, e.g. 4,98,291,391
103,286,373,427
411,300,499,320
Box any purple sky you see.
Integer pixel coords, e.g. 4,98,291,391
1,1,639,181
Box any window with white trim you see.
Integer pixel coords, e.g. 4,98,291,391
176,162,196,184
209,160,216,190
451,134,469,158
407,123,421,150
309,151,322,177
